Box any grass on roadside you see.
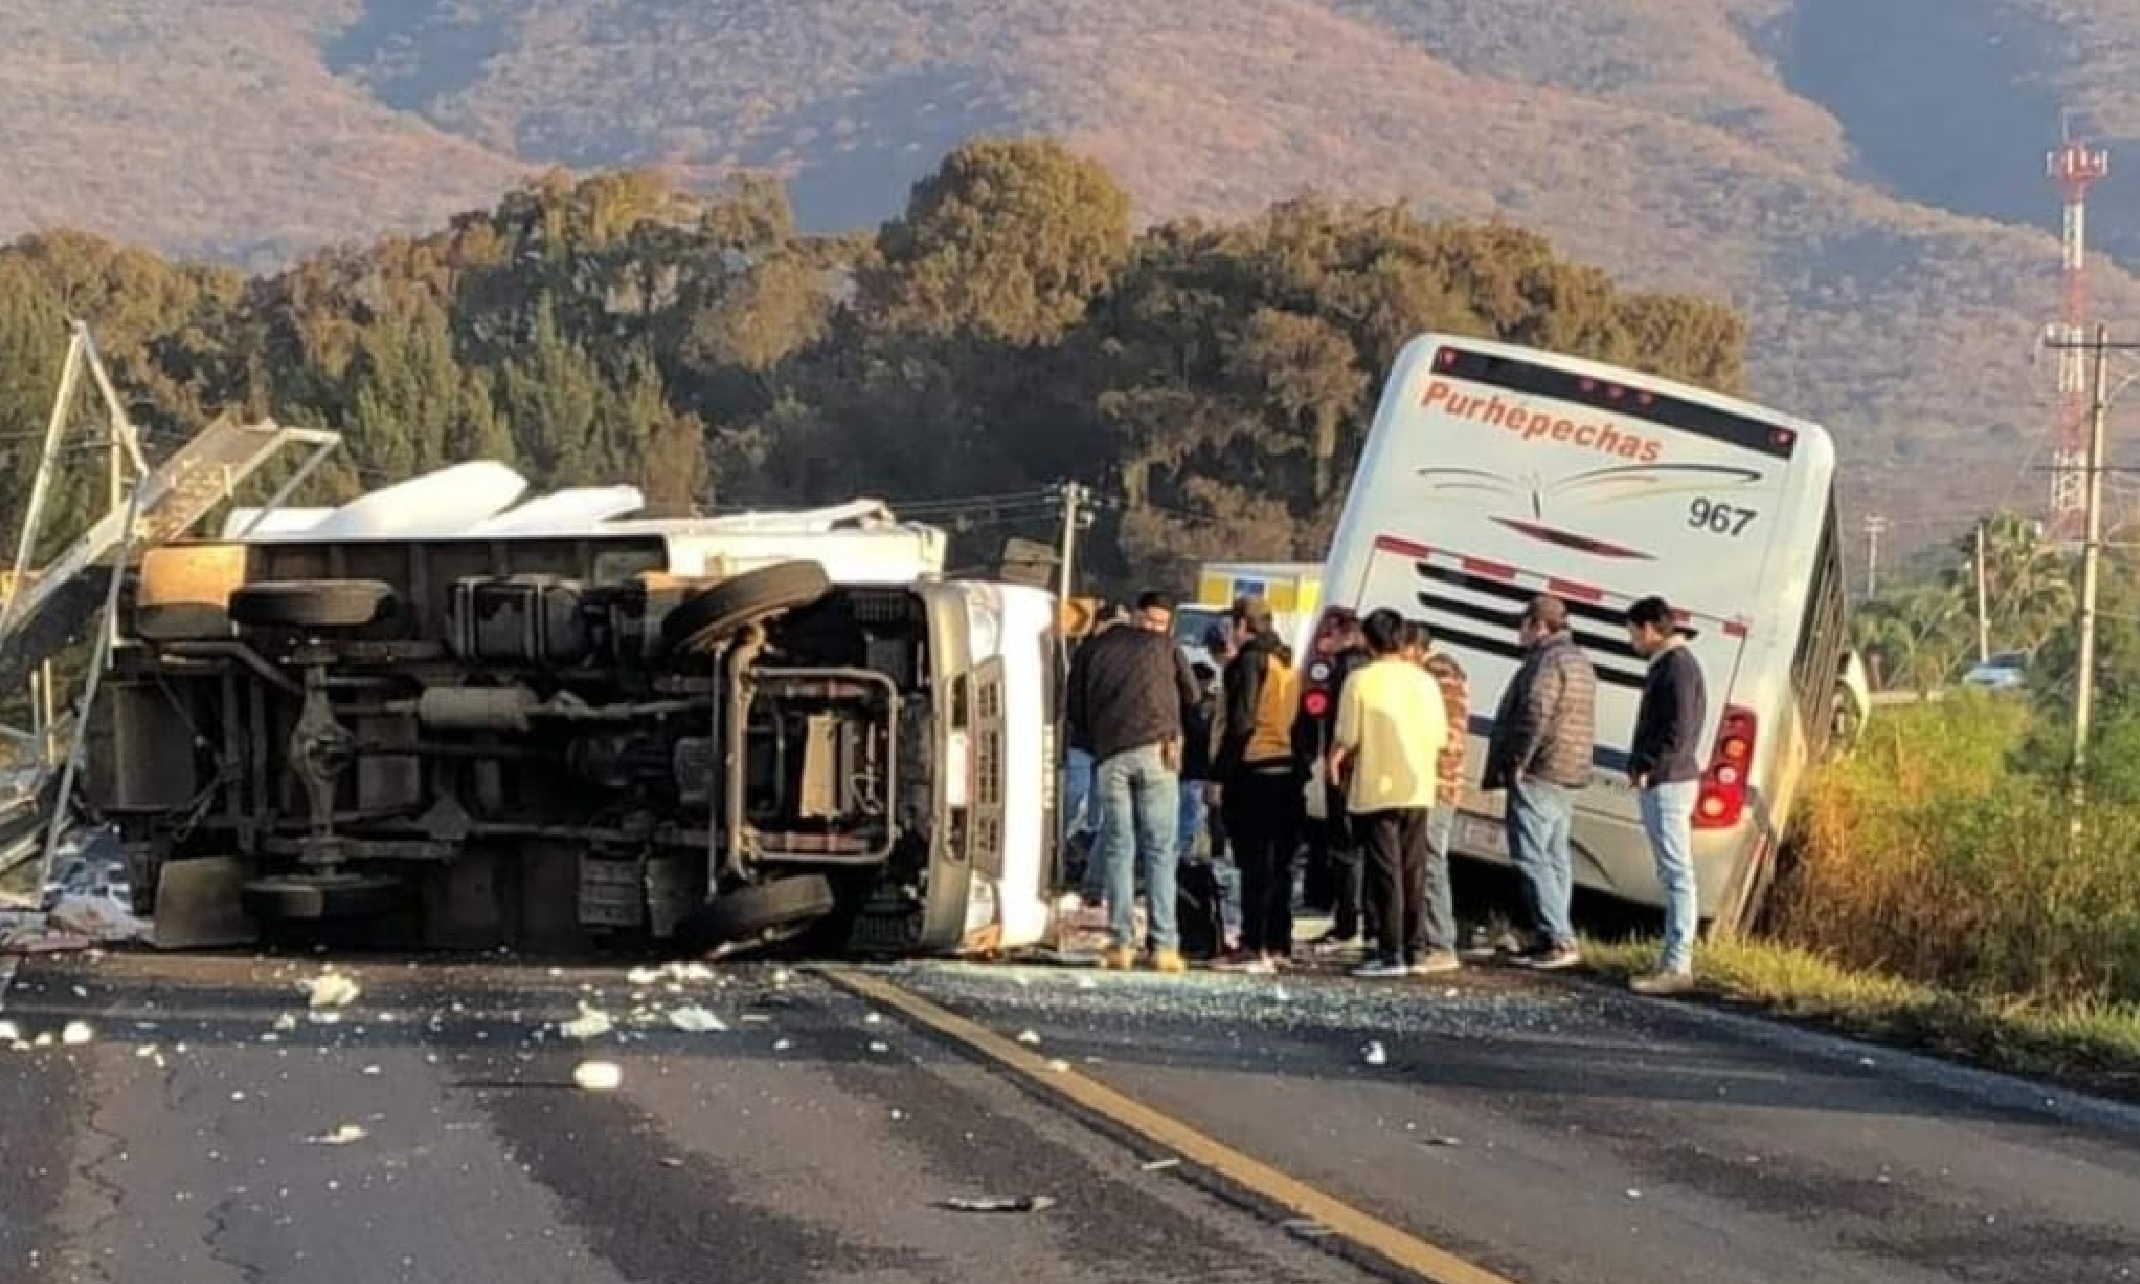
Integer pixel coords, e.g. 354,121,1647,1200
1580,935,2140,1101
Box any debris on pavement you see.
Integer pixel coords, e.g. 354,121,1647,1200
47,895,149,942
307,1123,368,1146
934,1195,1058,1213
667,1005,728,1033
60,1020,93,1046
302,971,362,1010
1361,1040,1387,1066
559,1004,616,1040
0,912,93,955
1139,1157,1181,1172
572,1060,623,1092
1015,1029,1042,1046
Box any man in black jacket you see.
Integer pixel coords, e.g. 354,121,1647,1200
1211,596,1301,973
1624,594,1709,995
1064,590,1202,973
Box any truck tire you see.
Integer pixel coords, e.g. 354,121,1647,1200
241,872,406,921
661,561,833,654
228,579,397,630
675,874,837,955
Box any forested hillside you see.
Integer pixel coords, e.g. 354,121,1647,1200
0,144,1744,590
9,1,2140,546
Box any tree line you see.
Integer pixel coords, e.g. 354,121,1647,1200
0,138,1747,592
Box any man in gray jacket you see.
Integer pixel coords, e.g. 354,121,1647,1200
1482,595,1597,970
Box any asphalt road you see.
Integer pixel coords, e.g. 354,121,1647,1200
0,952,1380,1284
885,959,2140,1284
2,950,2137,1284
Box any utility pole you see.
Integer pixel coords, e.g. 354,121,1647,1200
2040,321,2140,792
2072,323,2112,787
1051,480,1091,609
1862,514,1889,600
1974,518,1991,664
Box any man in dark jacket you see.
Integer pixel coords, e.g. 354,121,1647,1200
1482,595,1597,970
1624,594,1708,995
1064,590,1202,973
1211,595,1300,973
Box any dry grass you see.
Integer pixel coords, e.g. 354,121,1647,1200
1582,936,2140,1101
1585,696,2140,1098
2,1,2137,537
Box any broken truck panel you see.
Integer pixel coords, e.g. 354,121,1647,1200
85,529,1060,959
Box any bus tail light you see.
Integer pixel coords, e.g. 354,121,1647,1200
1295,606,1358,723
1692,705,1757,830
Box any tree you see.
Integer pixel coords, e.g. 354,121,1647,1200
0,154,1753,599
865,138,1134,346
1947,511,2072,655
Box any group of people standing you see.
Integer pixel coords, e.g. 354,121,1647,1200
1062,588,1708,994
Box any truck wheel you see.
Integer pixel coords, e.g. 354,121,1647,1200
661,561,833,654
241,872,406,920
675,874,837,955
228,579,397,630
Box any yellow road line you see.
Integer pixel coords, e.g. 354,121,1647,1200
820,966,1516,1284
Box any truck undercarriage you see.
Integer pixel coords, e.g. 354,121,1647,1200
87,536,983,956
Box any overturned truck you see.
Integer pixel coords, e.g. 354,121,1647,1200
83,517,1061,956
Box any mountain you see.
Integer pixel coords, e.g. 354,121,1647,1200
5,0,2140,552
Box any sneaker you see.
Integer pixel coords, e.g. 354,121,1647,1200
1098,946,1137,971
1518,945,1583,972
1309,932,1362,956
1210,950,1262,972
1629,969,1695,996
1238,955,1279,976
1352,958,1409,979
1411,950,1463,976
1151,949,1187,975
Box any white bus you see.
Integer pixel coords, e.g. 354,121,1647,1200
1313,333,1857,934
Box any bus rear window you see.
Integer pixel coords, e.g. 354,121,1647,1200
1432,346,1797,461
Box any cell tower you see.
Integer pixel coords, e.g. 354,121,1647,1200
2047,130,2110,539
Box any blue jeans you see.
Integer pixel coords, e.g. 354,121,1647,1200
1096,743,1181,951
1177,783,1208,862
1064,747,1101,835
1639,780,1700,972
1506,777,1577,951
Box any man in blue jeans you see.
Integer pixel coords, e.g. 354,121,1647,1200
1063,590,1201,972
1482,595,1596,971
1623,594,1709,994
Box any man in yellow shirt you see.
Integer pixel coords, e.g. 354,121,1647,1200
1327,608,1455,978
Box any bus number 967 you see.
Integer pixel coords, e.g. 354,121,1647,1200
1689,497,1758,536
